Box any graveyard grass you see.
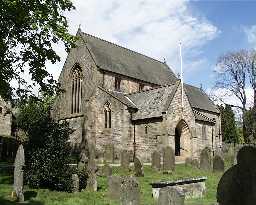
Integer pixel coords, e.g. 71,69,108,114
0,161,231,205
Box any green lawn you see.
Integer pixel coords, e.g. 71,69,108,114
0,164,225,205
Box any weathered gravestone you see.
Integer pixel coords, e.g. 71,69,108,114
185,157,199,169
108,176,122,200
13,144,25,202
163,146,175,173
104,144,114,163
152,150,161,171
134,157,144,177
121,150,130,170
102,163,112,177
217,146,256,205
120,177,140,205
72,174,79,193
200,147,212,171
213,155,224,172
87,142,97,191
158,187,185,205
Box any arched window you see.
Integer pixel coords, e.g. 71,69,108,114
104,102,111,128
71,64,83,114
202,125,207,140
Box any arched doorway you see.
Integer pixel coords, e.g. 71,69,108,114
175,120,192,158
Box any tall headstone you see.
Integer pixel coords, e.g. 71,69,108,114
217,145,256,205
13,144,25,202
108,176,122,200
152,151,161,171
86,142,97,191
163,146,175,173
71,174,79,193
102,163,112,177
120,177,140,205
200,147,212,171
134,157,144,177
104,144,114,163
158,187,185,205
213,155,224,172
121,150,130,170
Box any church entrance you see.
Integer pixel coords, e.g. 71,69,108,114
174,120,192,158
175,128,181,156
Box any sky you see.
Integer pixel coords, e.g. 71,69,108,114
45,0,256,107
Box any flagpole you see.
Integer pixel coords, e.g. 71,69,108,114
179,41,184,109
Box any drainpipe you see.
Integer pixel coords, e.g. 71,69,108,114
133,123,136,161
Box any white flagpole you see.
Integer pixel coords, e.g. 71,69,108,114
179,41,184,109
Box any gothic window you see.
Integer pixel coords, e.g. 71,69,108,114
202,125,207,140
145,125,148,134
71,64,83,114
139,84,144,91
115,77,121,91
104,102,111,128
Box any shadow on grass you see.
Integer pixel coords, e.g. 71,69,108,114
0,196,44,205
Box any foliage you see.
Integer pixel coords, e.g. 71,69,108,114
0,0,76,100
218,104,239,143
16,97,74,191
244,107,256,143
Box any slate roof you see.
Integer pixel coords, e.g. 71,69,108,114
80,32,177,85
126,83,179,120
98,87,137,109
185,84,219,114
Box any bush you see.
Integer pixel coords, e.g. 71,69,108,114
17,98,74,191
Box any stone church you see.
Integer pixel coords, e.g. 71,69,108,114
53,29,222,162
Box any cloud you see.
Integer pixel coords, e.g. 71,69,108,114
45,0,219,81
244,25,256,49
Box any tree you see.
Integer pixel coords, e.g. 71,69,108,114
215,50,252,141
0,0,76,100
247,50,256,107
16,97,73,191
244,107,256,142
219,104,239,143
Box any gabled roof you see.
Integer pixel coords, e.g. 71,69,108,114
185,84,219,114
126,83,178,120
79,31,177,85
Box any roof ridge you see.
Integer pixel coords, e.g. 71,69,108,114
81,31,170,68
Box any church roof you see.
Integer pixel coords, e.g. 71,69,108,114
193,109,216,124
127,83,179,120
80,32,177,85
185,84,219,114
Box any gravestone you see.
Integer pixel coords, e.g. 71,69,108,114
108,176,122,200
72,174,79,192
185,157,200,169
200,147,212,171
213,155,224,172
152,151,161,171
217,145,256,205
13,144,25,202
134,157,144,177
104,144,114,163
158,187,185,205
103,163,112,177
163,146,175,173
120,177,140,205
121,150,130,170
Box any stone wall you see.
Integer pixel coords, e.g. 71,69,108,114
102,72,154,94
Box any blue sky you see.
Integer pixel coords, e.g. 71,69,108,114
43,0,256,106
187,1,256,89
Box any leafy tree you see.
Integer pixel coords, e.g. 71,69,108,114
0,0,76,100
219,104,239,143
16,97,74,191
244,107,256,142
